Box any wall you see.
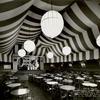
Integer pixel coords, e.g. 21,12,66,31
44,62,67,73
0,62,12,70
68,59,100,72
13,54,44,71
44,59,100,73
0,51,13,62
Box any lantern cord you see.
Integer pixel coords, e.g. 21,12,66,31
51,0,53,10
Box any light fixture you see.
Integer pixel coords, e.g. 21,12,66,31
96,35,100,46
50,64,54,67
24,40,36,53
69,63,72,67
18,49,26,57
62,46,71,55
81,62,86,68
47,52,54,59
40,0,64,38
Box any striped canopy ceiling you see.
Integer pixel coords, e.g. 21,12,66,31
0,0,100,63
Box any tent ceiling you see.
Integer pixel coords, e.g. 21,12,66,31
0,0,100,62
41,0,75,6
42,0,100,6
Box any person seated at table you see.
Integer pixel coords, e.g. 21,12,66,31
68,90,74,100
30,59,39,70
51,85,61,100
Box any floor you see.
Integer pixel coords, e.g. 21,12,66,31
3,71,100,100
3,72,51,100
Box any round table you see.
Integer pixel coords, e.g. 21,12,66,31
5,80,15,85
96,80,100,83
7,83,21,88
11,88,30,96
54,77,63,81
47,81,58,85
63,79,73,83
60,85,75,91
35,76,43,79
41,74,47,77
44,78,53,82
94,75,100,79
76,76,85,80
56,74,62,77
10,76,18,80
82,82,97,87
50,75,54,78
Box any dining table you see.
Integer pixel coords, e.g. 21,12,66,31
35,76,43,79
54,77,63,81
10,76,18,80
60,85,75,91
46,81,58,85
5,80,15,85
63,79,73,83
44,78,53,82
7,83,21,88
11,88,30,96
82,82,97,87
94,75,100,79
41,74,48,77
76,76,85,80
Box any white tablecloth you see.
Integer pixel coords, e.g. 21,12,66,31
82,82,97,87
47,81,58,85
60,85,75,91
11,88,30,96
76,76,85,80
7,83,21,88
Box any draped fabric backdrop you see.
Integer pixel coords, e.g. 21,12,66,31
0,0,100,63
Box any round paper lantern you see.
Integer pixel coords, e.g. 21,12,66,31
69,63,72,67
47,52,54,59
96,35,100,47
41,10,64,38
18,49,26,57
24,40,36,53
81,62,86,68
62,46,71,55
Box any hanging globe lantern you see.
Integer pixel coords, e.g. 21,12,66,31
18,49,26,57
41,10,64,38
24,40,36,53
47,52,54,59
96,35,100,47
62,46,71,55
